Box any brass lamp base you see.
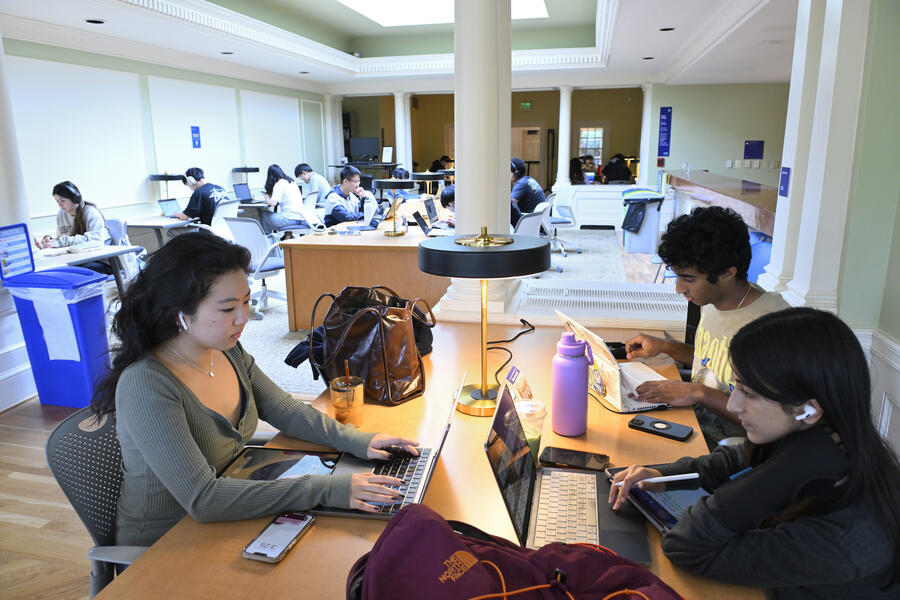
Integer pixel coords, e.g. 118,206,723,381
457,384,498,416
384,230,405,237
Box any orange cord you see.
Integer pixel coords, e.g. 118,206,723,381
601,591,651,600
575,543,617,555
465,560,574,600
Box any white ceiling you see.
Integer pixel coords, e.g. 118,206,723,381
0,0,797,93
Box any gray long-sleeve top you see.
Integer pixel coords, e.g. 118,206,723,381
114,343,374,546
656,446,897,599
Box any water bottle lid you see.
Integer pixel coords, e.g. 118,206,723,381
557,331,587,357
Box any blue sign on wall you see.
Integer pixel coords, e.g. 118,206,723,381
744,140,764,160
191,126,201,149
658,107,672,157
779,167,791,197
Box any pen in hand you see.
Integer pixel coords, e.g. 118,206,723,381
613,472,700,487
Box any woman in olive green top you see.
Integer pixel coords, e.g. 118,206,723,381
92,234,417,547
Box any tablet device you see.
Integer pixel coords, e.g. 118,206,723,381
606,467,709,534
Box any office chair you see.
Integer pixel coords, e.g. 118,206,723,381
541,193,582,256
514,205,561,274
224,217,287,319
45,407,147,598
747,231,772,283
105,218,144,284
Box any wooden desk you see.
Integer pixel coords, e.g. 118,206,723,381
99,323,761,600
280,215,450,331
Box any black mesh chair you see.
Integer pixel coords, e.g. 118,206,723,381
45,407,146,598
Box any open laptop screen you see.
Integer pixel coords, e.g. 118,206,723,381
484,385,536,546
233,183,252,201
158,198,179,217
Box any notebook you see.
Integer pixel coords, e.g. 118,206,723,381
412,210,453,237
157,198,180,217
222,374,465,520
484,384,650,562
423,197,452,229
556,310,669,413
233,183,253,202
606,467,709,534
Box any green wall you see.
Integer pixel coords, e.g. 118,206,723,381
840,0,900,335
646,83,790,187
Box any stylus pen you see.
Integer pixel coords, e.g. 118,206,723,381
613,472,700,487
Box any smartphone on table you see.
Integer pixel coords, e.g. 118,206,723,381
539,446,610,471
242,512,315,563
628,415,693,442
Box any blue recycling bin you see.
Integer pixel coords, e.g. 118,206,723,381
4,266,109,408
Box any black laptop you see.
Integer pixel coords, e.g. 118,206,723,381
484,384,650,563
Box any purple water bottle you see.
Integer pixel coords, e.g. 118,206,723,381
552,332,591,436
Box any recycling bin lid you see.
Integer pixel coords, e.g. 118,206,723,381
2,266,107,289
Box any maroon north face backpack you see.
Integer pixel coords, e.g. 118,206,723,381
347,504,683,600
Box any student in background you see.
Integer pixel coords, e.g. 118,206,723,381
92,234,418,547
510,157,544,214
390,168,420,200
176,167,227,226
600,153,634,184
260,164,308,234
611,308,900,599
39,180,110,249
569,157,587,185
438,184,455,227
322,165,375,227
294,163,331,204
624,207,788,447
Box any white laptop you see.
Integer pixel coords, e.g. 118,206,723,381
556,310,669,413
157,198,180,217
412,210,453,237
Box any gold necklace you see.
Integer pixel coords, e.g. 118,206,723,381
736,283,752,310
166,344,214,378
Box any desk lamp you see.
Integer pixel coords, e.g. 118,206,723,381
418,229,549,416
373,178,416,237
412,171,445,197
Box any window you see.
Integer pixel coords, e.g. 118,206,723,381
578,127,604,162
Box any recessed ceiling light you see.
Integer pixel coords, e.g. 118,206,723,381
642,56,654,60
220,51,234,55
659,27,674,32
299,71,310,75
85,19,105,25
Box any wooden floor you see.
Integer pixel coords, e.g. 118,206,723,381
0,400,91,600
0,233,667,600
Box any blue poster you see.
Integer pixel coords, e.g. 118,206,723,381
658,107,672,157
779,167,791,197
744,140,764,160
191,126,201,149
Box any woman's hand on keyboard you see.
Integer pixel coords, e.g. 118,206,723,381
349,473,404,512
608,465,663,510
366,434,419,460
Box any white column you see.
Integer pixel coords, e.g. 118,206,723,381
552,86,573,192
454,0,511,235
783,0,871,310
0,27,37,411
323,93,336,178
392,91,412,171
324,94,344,180
757,0,825,293
637,83,653,187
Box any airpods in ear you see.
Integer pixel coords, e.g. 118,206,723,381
178,311,189,331
795,403,817,421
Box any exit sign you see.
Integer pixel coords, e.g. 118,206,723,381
519,102,532,111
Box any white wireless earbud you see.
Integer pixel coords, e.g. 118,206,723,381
177,311,189,331
795,403,816,421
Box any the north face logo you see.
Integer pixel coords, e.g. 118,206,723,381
438,550,478,583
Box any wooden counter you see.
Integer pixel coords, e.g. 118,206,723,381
666,171,777,236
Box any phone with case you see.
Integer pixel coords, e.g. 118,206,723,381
242,512,315,563
628,415,693,442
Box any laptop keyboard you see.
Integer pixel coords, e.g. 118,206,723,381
371,448,432,514
532,470,599,547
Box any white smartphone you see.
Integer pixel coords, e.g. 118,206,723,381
242,512,315,563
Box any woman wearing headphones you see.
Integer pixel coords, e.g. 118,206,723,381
39,181,110,248
610,308,900,598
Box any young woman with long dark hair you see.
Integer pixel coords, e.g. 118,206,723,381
39,181,110,248
260,164,307,234
610,308,899,598
92,234,416,547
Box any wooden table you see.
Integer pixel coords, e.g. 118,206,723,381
98,322,761,600
280,211,450,331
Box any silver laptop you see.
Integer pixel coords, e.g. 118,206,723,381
423,197,452,229
223,374,465,520
158,198,179,217
233,183,253,202
412,210,453,237
484,384,650,562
